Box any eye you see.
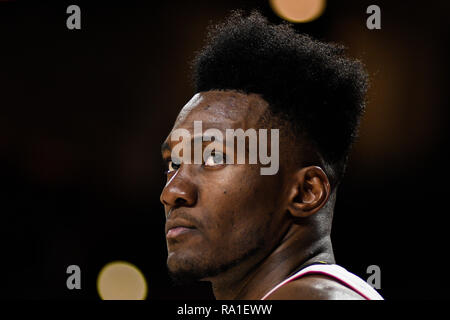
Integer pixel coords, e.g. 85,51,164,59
204,152,225,167
166,160,181,174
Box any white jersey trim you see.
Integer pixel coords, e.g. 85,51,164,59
260,264,384,300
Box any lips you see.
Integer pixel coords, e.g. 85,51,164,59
165,218,197,239
166,226,195,238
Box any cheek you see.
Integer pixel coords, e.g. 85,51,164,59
198,169,281,247
222,172,281,219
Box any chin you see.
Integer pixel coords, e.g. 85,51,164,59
167,260,206,285
167,251,208,284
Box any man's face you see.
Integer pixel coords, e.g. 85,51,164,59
160,90,289,283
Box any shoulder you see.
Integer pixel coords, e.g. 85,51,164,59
265,274,366,300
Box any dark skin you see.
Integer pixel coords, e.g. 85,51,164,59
160,90,364,300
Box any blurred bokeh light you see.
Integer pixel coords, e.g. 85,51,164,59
270,0,326,22
97,261,148,300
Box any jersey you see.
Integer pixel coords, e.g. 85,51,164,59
260,263,384,300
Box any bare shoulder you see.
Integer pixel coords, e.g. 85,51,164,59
265,275,365,300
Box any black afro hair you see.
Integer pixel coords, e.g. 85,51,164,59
192,10,369,183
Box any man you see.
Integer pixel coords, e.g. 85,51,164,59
160,11,383,300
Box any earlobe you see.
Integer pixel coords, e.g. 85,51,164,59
287,166,331,218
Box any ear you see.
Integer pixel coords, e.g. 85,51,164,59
286,166,331,218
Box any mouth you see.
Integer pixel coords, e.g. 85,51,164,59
165,218,198,240
166,226,196,239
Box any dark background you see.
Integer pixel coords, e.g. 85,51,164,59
0,0,449,300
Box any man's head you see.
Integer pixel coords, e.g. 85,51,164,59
160,11,368,284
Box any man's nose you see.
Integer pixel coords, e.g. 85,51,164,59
160,172,197,209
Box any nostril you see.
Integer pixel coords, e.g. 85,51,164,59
175,198,187,206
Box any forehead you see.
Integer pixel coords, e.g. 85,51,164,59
172,90,269,131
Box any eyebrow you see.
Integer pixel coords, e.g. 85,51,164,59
160,134,225,156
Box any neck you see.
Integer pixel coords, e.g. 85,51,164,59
208,225,335,300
